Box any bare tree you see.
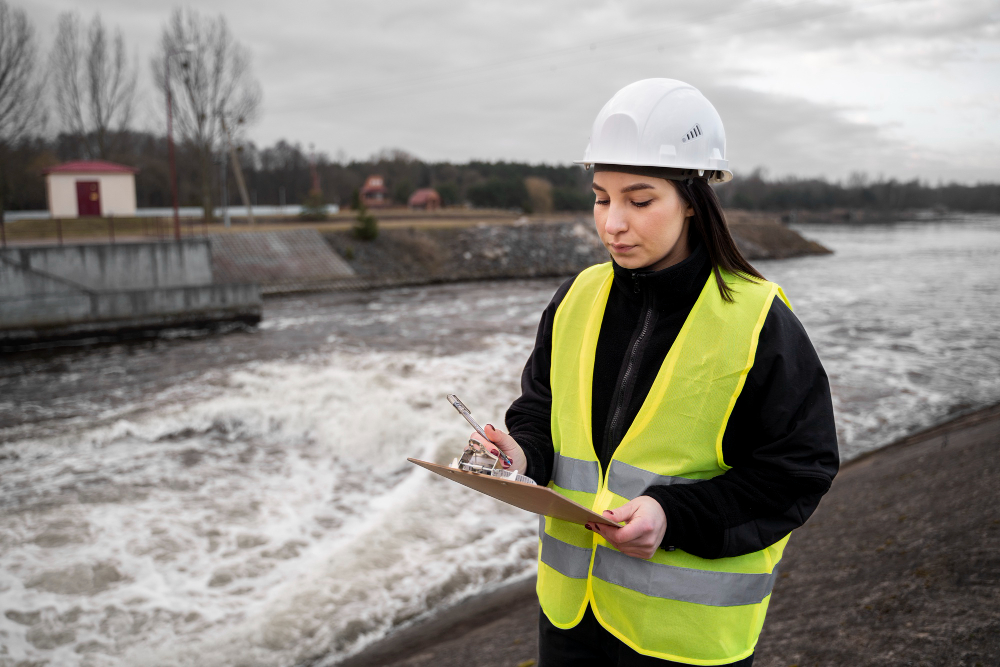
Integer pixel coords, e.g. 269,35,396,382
0,0,46,226
48,12,138,160
152,9,261,220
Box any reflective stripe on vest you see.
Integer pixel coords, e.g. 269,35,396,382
540,528,592,579
606,459,698,500
539,262,792,664
552,453,600,493
592,545,779,607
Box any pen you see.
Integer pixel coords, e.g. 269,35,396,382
446,394,514,467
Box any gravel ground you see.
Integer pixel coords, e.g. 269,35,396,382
334,403,1000,667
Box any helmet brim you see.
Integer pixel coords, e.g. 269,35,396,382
575,160,733,184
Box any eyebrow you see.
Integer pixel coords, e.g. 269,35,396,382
592,182,657,193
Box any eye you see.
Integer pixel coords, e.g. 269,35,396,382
631,199,653,208
594,197,610,206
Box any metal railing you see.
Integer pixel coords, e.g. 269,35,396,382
0,216,212,248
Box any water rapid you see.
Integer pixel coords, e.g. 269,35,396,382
1,216,998,666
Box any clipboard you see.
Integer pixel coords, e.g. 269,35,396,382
408,458,619,526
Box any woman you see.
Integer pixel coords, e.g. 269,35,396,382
474,79,839,666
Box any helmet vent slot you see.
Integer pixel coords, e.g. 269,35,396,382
681,124,703,143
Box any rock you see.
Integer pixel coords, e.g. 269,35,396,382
323,217,827,291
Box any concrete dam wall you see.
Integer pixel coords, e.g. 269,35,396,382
0,239,260,345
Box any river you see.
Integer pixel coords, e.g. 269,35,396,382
1,216,998,666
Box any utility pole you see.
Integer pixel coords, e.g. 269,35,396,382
165,44,194,241
219,149,230,228
166,55,180,241
219,112,254,226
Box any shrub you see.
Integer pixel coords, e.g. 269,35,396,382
525,177,554,214
353,202,379,241
299,189,328,221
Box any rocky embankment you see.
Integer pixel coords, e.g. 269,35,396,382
323,215,829,288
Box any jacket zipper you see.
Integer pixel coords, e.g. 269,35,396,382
605,273,654,453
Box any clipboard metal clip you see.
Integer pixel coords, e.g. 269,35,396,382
451,437,536,486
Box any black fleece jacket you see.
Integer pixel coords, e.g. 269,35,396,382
505,243,839,559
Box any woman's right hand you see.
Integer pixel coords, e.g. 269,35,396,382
469,424,528,475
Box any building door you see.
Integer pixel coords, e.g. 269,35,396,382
76,180,101,217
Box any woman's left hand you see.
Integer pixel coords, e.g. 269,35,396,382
588,496,667,560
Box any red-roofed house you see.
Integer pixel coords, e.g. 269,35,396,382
360,175,389,209
407,188,441,211
42,160,138,218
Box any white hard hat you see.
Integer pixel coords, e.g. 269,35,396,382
576,78,733,184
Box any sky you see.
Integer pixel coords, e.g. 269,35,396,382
21,0,1000,183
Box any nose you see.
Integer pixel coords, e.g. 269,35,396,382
604,203,628,236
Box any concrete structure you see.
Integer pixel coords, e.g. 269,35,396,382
408,188,441,211
360,175,390,208
0,239,260,345
210,229,355,293
43,160,138,218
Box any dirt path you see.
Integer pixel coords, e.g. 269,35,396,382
334,404,1000,667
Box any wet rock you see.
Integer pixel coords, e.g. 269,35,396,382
323,217,829,291
26,561,124,595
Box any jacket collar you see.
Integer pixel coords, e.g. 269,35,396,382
610,240,711,308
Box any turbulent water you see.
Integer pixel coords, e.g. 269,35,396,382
1,216,998,666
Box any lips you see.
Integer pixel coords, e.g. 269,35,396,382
610,243,636,252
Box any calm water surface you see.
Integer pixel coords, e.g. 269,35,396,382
1,216,998,665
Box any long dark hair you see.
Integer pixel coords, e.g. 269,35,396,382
672,178,764,303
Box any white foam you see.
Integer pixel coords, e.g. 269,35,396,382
0,335,537,665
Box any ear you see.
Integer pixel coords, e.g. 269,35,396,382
685,204,695,218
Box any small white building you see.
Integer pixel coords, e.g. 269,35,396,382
43,160,138,218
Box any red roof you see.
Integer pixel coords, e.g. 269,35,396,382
408,188,441,206
42,160,138,175
360,174,388,194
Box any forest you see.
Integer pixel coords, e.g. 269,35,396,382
5,131,999,215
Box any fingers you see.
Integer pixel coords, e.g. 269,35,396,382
587,496,667,560
602,500,639,527
468,425,527,474
484,424,517,450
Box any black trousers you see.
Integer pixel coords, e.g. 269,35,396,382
539,604,755,667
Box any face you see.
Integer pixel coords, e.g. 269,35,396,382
592,171,694,271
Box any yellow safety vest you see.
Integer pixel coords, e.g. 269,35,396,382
537,262,791,665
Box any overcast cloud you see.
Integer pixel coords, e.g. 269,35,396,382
21,0,1000,182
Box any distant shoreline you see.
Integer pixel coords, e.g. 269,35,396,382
318,215,830,297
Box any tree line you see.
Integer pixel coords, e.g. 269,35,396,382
715,169,1000,214
6,130,999,216
0,0,260,222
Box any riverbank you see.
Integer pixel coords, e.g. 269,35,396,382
334,402,1000,667
322,215,829,290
